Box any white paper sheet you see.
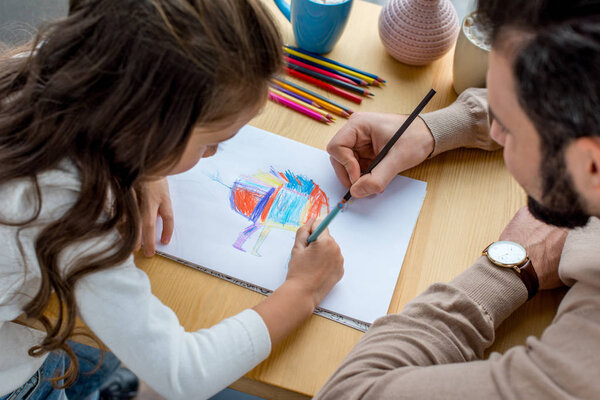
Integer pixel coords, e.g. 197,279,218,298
156,125,427,326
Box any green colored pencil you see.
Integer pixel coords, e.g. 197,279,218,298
307,203,344,244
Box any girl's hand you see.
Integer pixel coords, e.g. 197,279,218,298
286,218,345,307
327,112,434,198
253,218,344,346
136,178,174,257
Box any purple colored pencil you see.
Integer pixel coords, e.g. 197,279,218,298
269,83,322,109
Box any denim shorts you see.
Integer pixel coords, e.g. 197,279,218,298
0,341,120,400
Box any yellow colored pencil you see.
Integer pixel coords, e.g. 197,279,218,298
272,79,350,118
283,47,379,86
270,88,335,120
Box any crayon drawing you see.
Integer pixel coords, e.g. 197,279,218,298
158,124,428,325
214,168,329,256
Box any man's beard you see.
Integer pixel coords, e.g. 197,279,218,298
527,196,589,228
527,150,590,229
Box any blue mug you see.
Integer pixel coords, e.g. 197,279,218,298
274,0,354,54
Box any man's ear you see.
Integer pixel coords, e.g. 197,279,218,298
569,137,600,190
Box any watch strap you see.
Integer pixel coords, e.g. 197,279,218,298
516,258,539,301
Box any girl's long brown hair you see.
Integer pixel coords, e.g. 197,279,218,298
0,0,282,387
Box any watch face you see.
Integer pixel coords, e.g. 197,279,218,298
487,241,527,266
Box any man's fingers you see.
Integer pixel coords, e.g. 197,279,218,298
350,158,399,198
330,156,352,188
327,131,362,185
328,148,361,185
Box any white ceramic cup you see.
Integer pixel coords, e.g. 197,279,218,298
452,12,491,94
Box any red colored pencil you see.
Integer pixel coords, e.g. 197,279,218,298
284,56,362,87
288,64,374,97
285,67,363,104
268,92,330,123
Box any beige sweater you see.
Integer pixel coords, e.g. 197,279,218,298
315,89,600,399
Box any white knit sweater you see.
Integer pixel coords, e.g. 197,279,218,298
0,160,271,399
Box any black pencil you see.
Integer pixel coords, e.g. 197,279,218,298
341,88,437,202
286,53,370,86
307,89,437,243
287,64,374,96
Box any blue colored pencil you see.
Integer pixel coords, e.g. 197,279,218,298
286,54,369,86
286,45,386,83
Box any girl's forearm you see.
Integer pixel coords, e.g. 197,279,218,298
253,279,316,347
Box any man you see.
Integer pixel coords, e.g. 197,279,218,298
315,0,600,398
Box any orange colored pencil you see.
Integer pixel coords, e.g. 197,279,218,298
274,77,354,114
272,78,351,118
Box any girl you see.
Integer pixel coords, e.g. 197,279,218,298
0,0,344,399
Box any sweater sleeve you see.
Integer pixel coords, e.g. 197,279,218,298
420,88,501,157
315,256,600,399
71,244,271,400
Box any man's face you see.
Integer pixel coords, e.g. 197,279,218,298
487,42,591,228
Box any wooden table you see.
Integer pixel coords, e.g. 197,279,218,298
135,1,565,398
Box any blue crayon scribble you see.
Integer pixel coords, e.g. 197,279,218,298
210,168,329,256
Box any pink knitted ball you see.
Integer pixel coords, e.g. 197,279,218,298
379,0,459,66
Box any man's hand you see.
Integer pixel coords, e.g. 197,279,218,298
136,177,174,257
327,112,434,198
500,207,568,289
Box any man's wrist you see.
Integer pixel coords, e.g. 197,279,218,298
414,116,435,158
482,241,539,300
451,256,528,329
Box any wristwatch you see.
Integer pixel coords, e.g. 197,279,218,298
482,241,539,300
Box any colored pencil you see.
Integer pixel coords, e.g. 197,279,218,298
285,67,363,104
269,82,323,109
307,89,436,244
285,56,359,87
270,89,334,120
286,45,386,83
268,91,330,123
286,54,369,86
287,64,374,97
306,202,343,244
272,78,351,118
273,77,354,115
283,47,379,86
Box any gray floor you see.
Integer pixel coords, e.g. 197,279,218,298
0,1,472,399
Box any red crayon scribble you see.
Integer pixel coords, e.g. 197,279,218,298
220,169,330,256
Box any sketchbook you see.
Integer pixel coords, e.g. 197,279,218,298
156,125,427,331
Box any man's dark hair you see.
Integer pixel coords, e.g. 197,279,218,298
477,0,600,227
478,0,600,154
